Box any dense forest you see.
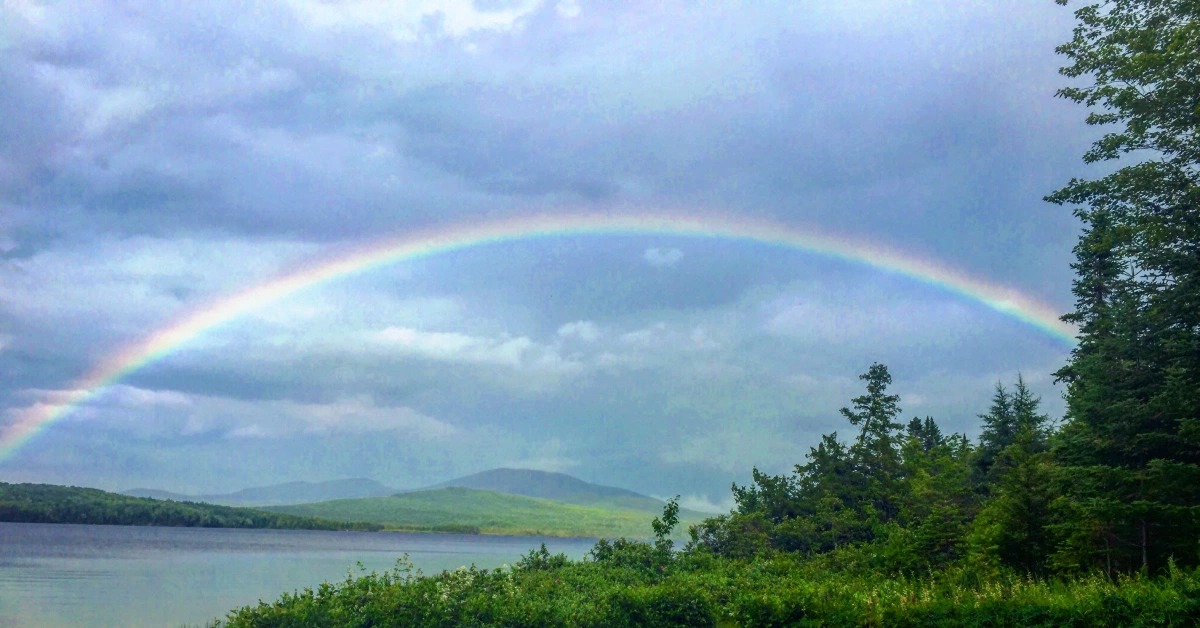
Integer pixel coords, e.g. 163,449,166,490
0,482,379,531
219,1,1200,624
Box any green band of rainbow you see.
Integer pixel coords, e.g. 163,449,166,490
0,211,1075,461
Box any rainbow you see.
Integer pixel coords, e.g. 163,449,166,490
0,211,1075,461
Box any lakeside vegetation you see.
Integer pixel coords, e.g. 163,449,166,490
218,1,1200,624
266,486,701,538
0,482,380,531
218,547,1200,627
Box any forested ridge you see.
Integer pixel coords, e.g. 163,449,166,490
216,0,1200,623
0,482,380,531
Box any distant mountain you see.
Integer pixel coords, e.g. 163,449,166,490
267,487,696,539
123,478,396,507
427,468,678,515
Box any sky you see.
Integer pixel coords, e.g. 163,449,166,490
0,0,1097,512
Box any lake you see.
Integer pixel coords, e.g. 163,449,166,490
0,522,598,627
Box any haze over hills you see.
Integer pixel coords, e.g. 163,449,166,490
122,469,711,534
427,468,676,514
267,487,698,539
259,469,709,538
123,478,395,507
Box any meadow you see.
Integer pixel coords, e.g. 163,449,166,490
266,486,700,538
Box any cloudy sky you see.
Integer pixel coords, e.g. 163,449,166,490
0,1,1095,511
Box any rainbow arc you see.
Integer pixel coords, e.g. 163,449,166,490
0,211,1075,461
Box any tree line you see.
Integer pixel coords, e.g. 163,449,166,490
0,482,380,531
694,0,1200,577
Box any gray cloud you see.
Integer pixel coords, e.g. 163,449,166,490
0,1,1089,502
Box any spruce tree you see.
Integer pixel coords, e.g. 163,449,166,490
969,383,1056,575
1048,0,1200,574
975,383,1016,487
841,363,904,522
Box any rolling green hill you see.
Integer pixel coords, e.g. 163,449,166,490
429,468,700,516
123,478,395,506
0,482,380,530
267,486,699,539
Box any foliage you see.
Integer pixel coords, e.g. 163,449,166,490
0,482,378,530
1047,0,1200,575
216,544,1200,627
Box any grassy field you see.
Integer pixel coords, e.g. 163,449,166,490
266,487,700,538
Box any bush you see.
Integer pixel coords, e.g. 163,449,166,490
218,546,1200,627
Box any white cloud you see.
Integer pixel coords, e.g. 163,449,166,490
225,424,270,439
374,325,583,377
661,427,801,474
557,320,601,342
613,322,722,356
619,322,668,347
689,326,721,351
643,247,684,268
674,493,734,515
7,383,462,443
102,385,193,409
555,0,581,19
376,326,531,367
0,235,320,340
285,0,541,40
200,397,461,440
2,385,190,430
762,290,975,348
299,399,459,438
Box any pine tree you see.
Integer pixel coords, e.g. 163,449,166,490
1047,0,1200,574
898,421,977,569
969,384,1056,575
975,383,1015,487
1011,376,1051,448
841,363,904,522
907,416,944,452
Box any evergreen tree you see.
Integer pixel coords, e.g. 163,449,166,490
788,432,872,551
1047,0,1200,574
1010,376,1051,448
978,376,1053,487
730,467,799,525
724,364,906,555
906,416,944,452
975,383,1015,486
895,423,977,569
841,363,904,522
969,386,1057,575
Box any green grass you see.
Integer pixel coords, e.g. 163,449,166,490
266,487,700,539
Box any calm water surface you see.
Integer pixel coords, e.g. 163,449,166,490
0,522,596,627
